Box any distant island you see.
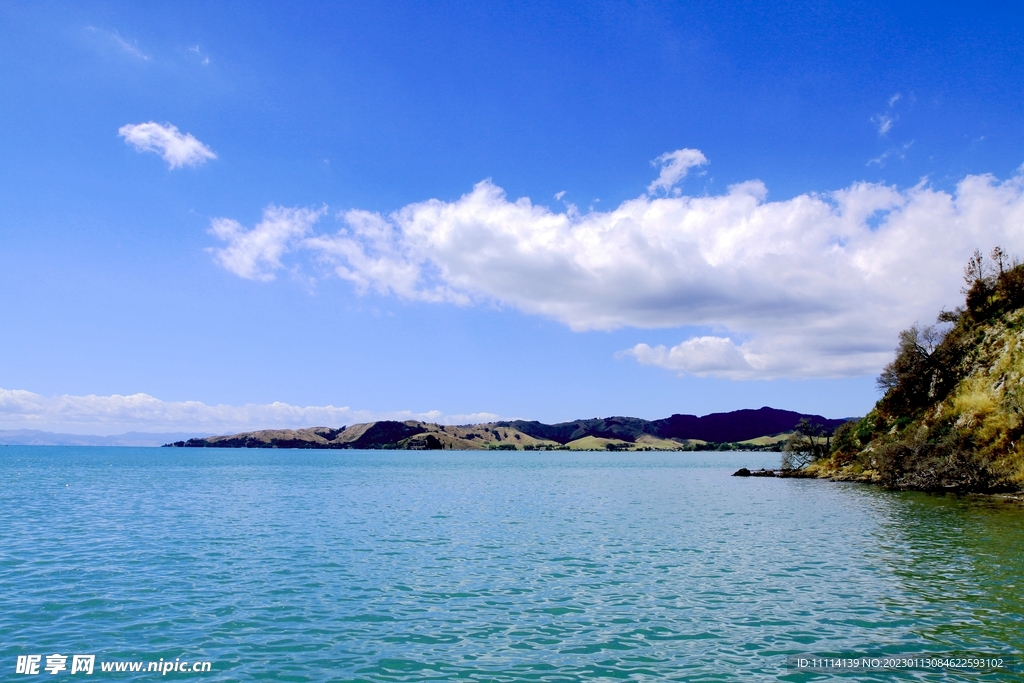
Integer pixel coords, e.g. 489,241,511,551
0,430,215,447
164,407,850,452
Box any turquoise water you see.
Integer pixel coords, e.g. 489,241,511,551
2,447,1023,682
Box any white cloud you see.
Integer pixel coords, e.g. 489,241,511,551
118,122,216,169
872,113,896,136
209,205,326,281
647,148,708,194
208,151,1024,379
622,329,884,380
624,337,763,378
0,387,497,435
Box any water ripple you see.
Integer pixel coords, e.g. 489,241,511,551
1,449,1023,681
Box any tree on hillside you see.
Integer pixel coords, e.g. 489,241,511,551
876,247,1024,422
961,247,1024,318
781,418,831,470
876,324,946,416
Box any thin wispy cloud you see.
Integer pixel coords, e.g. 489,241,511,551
868,140,914,167
190,45,210,65
85,27,150,61
119,122,217,169
868,94,913,166
114,33,148,60
647,148,708,194
207,150,1024,380
872,113,896,136
871,92,902,136
0,387,497,435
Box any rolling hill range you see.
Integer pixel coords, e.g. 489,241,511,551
165,407,850,451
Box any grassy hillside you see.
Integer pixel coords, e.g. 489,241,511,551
170,421,564,451
166,408,845,452
814,250,1024,492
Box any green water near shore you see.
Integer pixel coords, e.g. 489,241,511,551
1,447,1022,681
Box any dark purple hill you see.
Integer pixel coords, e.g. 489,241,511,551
650,407,848,443
497,407,849,445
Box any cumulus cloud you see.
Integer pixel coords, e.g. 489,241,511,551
118,122,216,169
0,387,496,435
207,151,1024,379
647,148,708,194
209,205,326,281
624,337,763,378
622,328,885,380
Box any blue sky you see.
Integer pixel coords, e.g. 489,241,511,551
2,0,1023,434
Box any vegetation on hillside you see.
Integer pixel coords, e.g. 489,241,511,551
812,248,1024,492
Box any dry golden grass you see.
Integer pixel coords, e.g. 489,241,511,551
738,432,792,446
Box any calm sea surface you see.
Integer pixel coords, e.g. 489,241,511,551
2,447,1023,682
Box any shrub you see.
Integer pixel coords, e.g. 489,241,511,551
828,421,859,466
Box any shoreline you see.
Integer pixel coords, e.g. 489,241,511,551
734,463,1024,500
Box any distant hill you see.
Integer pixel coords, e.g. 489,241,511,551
165,407,850,451
0,430,215,447
498,407,848,445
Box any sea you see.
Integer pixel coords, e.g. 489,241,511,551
2,447,1022,682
